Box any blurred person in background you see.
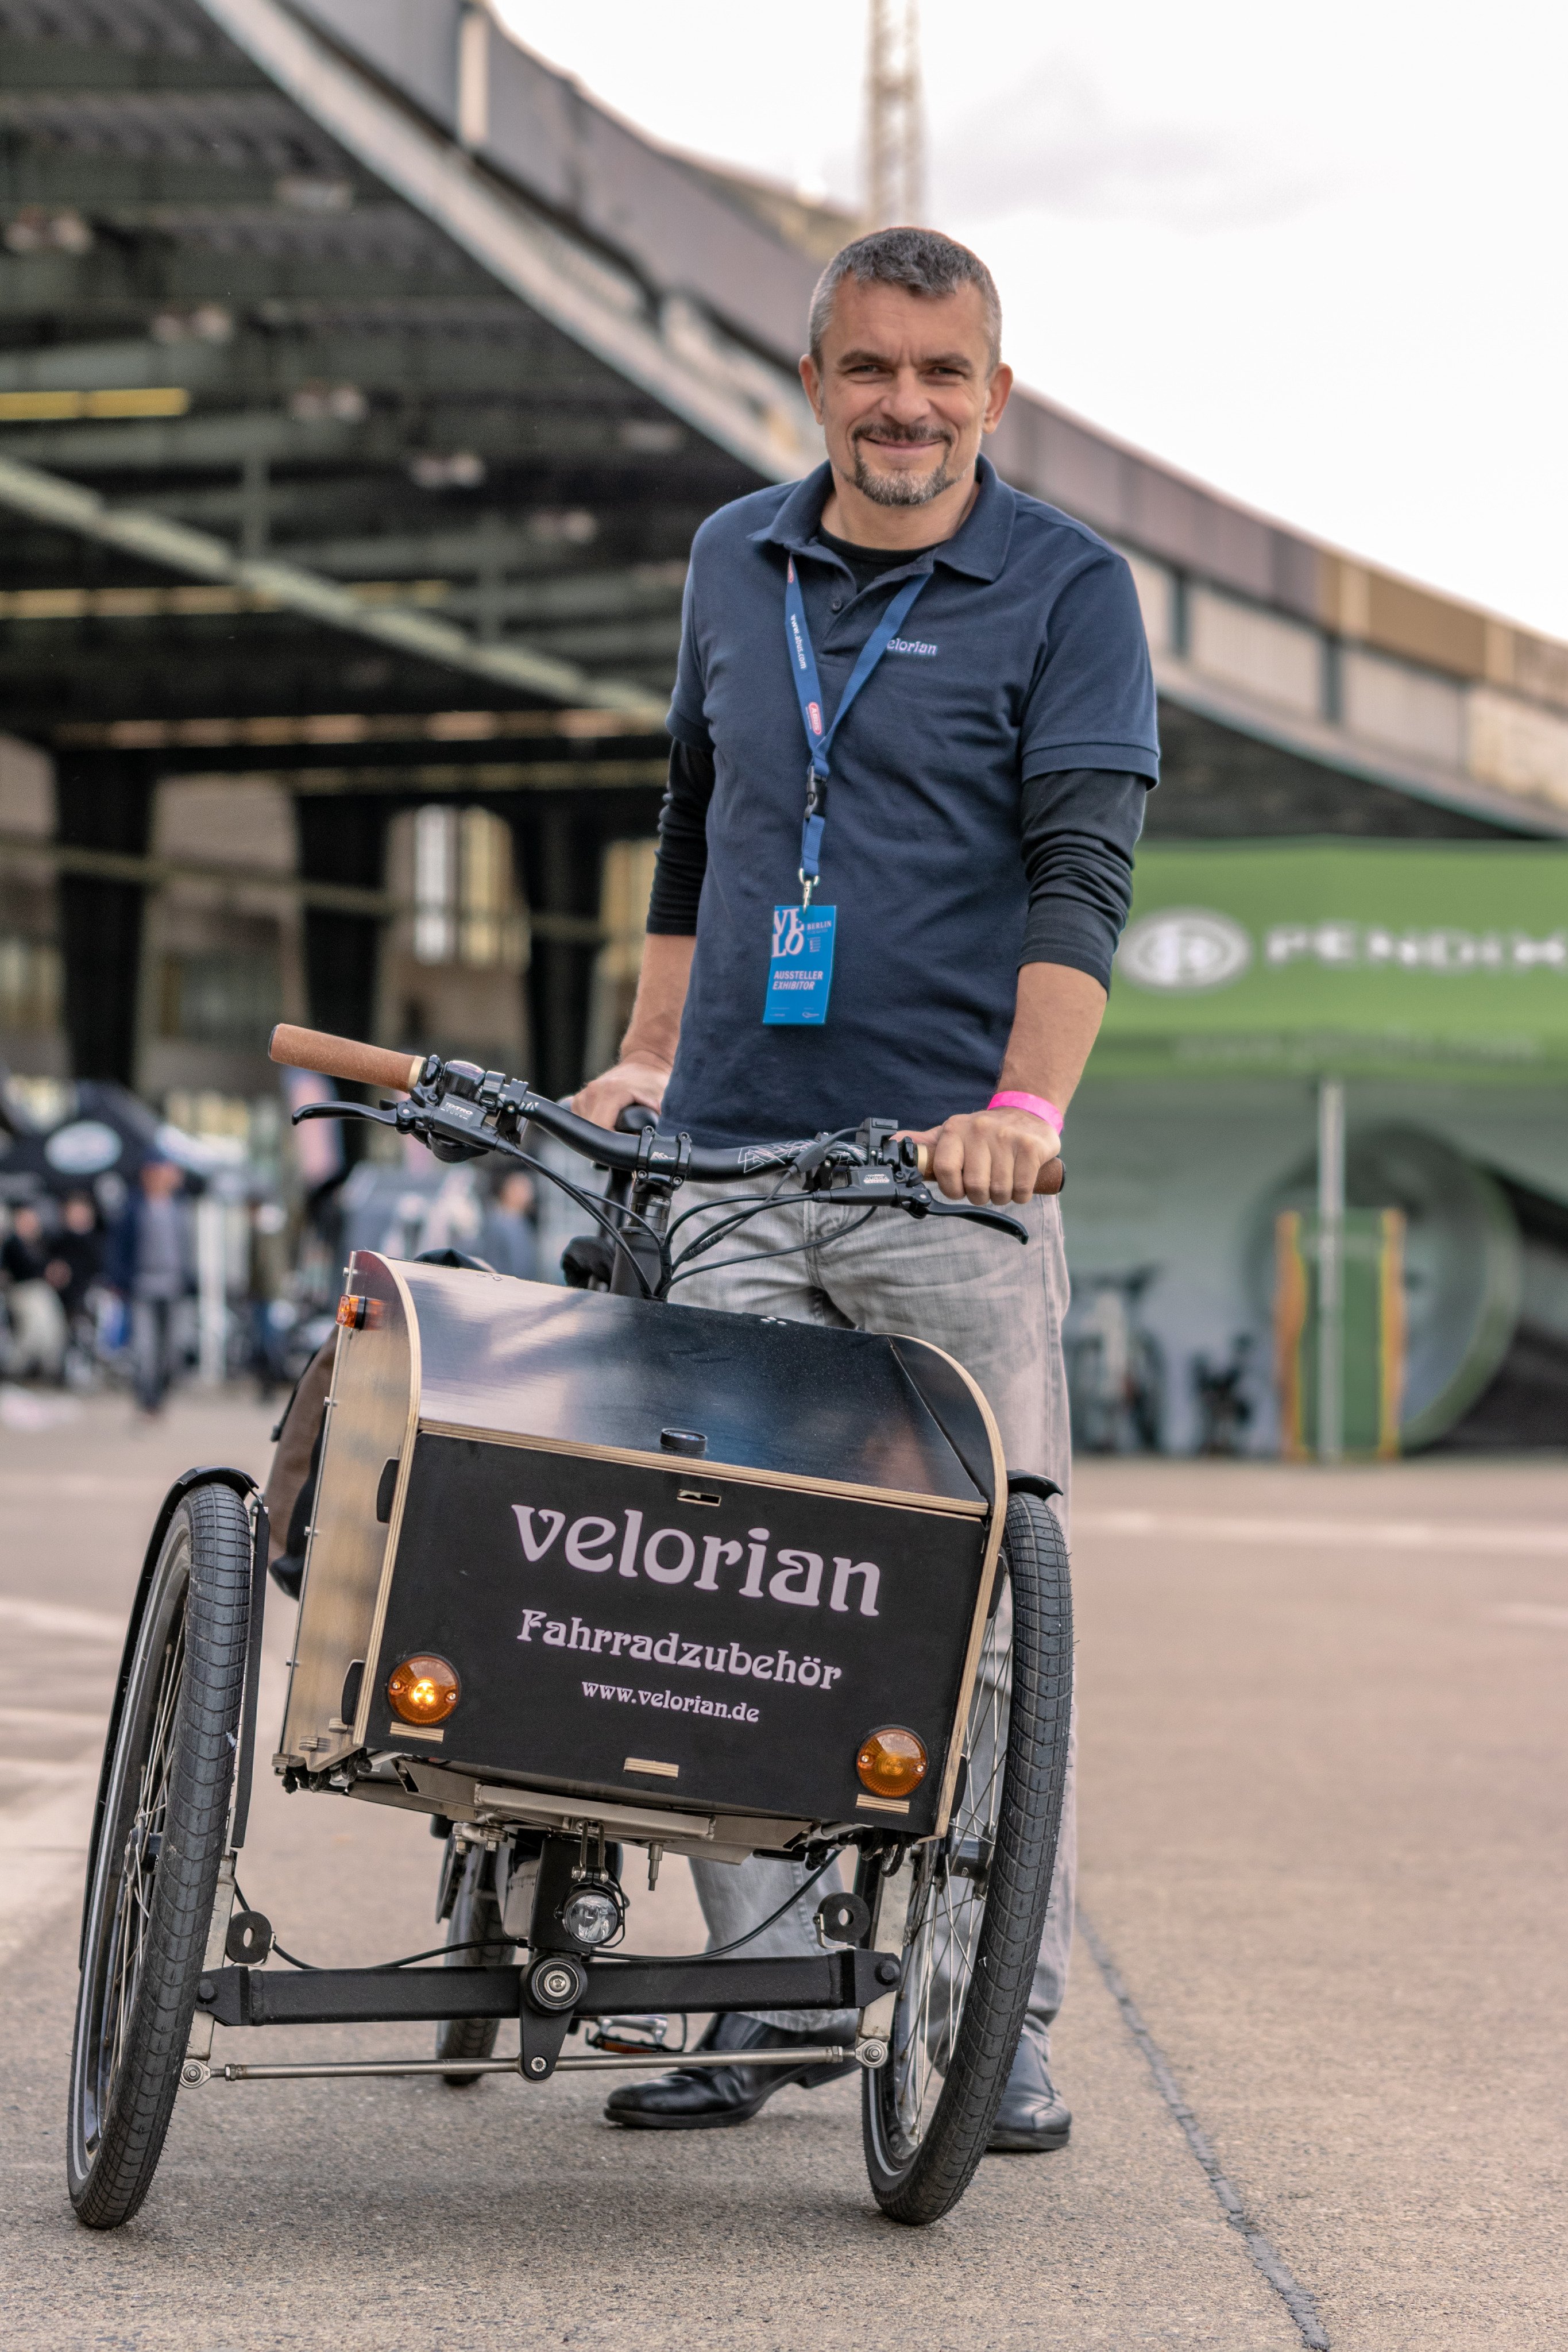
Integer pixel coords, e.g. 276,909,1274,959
49,1191,107,1384
51,1191,105,1322
1,1201,68,1379
478,1168,538,1281
248,1196,293,1400
107,1158,195,1415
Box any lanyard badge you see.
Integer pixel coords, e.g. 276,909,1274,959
764,898,837,1025
766,555,928,1028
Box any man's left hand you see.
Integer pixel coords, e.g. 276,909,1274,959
900,1107,1060,1206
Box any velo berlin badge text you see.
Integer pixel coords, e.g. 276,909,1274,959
764,900,837,1025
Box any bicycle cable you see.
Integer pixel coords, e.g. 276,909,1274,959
660,1129,859,1243
490,1138,669,1299
594,1848,843,1964
233,1880,511,1973
665,1189,818,1277
235,1847,847,1973
666,1208,880,1290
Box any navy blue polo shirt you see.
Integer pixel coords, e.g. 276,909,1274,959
660,455,1159,1148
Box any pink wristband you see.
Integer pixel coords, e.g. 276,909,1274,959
988,1090,1064,1133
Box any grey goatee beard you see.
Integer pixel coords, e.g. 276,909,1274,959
851,434,957,508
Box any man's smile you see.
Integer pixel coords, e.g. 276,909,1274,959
853,426,952,454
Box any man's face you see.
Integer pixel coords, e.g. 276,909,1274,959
800,279,1013,510
141,1161,179,1199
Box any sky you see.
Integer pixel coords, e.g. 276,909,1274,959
493,0,1568,642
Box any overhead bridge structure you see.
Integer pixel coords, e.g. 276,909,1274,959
3,0,1568,1108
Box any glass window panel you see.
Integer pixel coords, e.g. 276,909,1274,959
414,805,456,963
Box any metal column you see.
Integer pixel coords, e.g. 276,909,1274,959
1316,1078,1346,1463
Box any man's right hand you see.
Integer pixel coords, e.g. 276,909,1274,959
571,1056,672,1130
570,934,695,1130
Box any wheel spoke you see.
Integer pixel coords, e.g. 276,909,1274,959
886,1602,1012,2152
865,1501,1070,2225
69,1490,258,2226
84,1619,186,2149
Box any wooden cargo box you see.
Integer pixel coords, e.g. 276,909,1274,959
279,1253,1003,1854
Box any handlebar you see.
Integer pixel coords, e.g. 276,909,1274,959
271,1024,768,1181
267,1024,1063,1202
270,1024,425,1097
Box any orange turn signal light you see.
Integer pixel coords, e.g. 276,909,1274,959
856,1726,928,1799
337,1293,370,1330
387,1654,460,1725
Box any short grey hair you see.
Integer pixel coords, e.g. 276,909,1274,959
808,227,1003,369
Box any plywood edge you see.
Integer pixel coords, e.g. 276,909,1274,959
279,1249,418,1768
351,1252,424,1747
276,1319,347,1758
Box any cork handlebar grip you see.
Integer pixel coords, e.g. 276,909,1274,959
268,1024,423,1094
914,1142,1064,1196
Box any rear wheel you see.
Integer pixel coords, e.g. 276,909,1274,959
67,1484,251,2228
862,1489,1072,2224
434,1840,513,2084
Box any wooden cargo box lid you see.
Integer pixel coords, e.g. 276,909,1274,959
398,1262,995,1507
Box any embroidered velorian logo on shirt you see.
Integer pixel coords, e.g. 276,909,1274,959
886,636,938,657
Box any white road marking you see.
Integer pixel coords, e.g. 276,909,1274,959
0,1758,105,1786
0,1594,123,1644
0,1765,97,1970
0,1705,106,1733
1075,1509,1568,1559
1490,1601,1568,1631
0,1472,168,1496
0,1597,121,1969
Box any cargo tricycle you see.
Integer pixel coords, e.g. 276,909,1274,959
67,1024,1072,2229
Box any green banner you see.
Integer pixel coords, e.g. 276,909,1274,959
1098,841,1568,1078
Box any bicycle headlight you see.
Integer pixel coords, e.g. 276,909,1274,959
386,1654,460,1725
856,1727,928,1799
561,1883,623,1948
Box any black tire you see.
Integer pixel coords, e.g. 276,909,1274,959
435,1840,513,2084
863,1489,1072,2224
67,1484,252,2229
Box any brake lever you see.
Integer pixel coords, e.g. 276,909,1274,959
918,1197,1030,1243
291,1099,398,1129
290,1096,489,1168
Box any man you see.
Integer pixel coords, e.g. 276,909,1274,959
575,227,1157,2150
107,1158,194,1415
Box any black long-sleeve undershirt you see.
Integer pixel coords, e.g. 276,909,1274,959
646,740,1148,991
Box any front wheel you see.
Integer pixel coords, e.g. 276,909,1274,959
434,1840,513,2084
863,1488,1072,2224
67,1483,252,2228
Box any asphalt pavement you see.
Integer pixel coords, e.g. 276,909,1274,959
0,1387,1562,2350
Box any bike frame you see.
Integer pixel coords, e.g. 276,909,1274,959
161,1029,1047,2089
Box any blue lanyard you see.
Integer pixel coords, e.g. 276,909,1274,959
783,555,928,901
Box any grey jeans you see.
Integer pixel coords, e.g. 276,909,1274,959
671,1184,1076,2055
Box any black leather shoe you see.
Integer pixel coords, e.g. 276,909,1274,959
987,2032,1072,2153
603,2011,854,2131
